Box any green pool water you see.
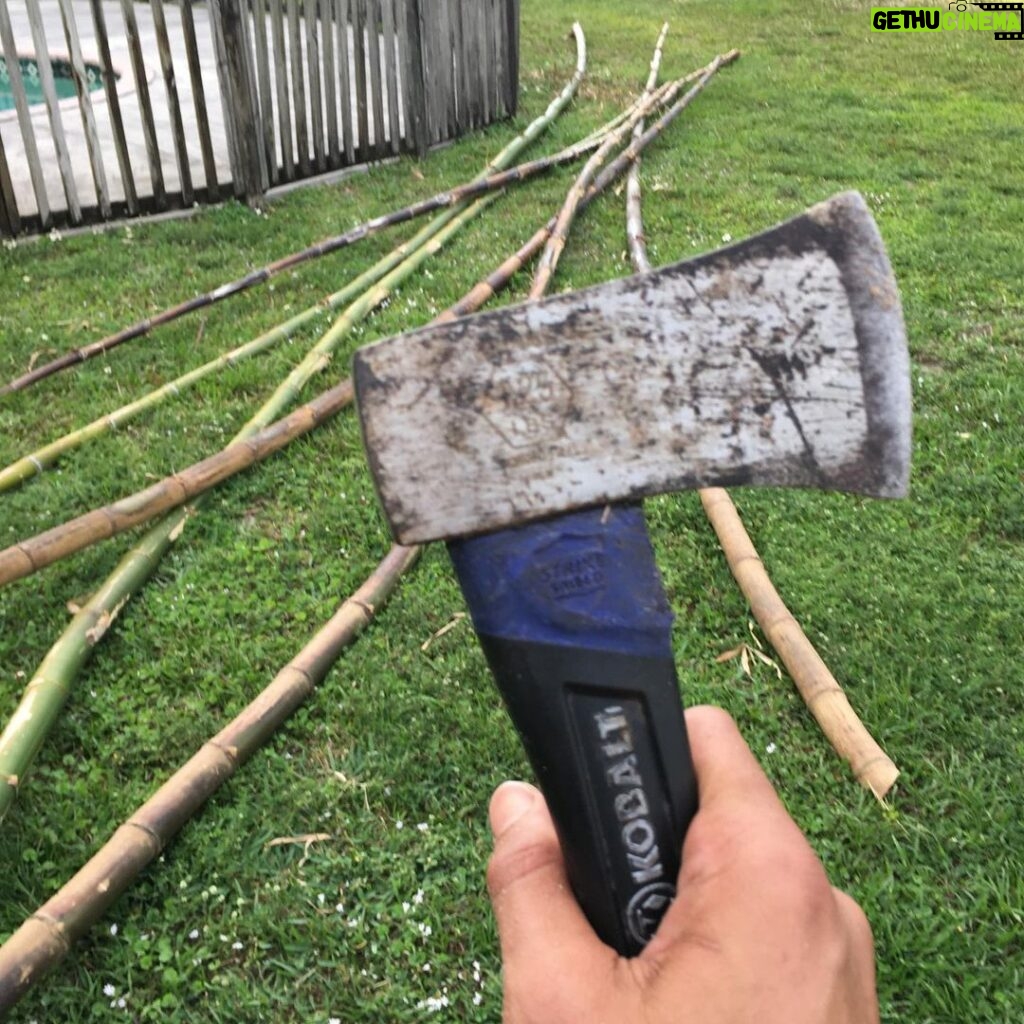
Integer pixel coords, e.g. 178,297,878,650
0,55,105,111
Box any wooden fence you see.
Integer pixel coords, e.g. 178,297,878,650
0,0,520,236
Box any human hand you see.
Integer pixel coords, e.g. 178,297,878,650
487,705,879,1024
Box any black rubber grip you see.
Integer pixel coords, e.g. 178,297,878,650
477,634,698,955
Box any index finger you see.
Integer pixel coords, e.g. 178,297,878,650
684,704,792,821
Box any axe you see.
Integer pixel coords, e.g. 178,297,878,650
352,191,910,955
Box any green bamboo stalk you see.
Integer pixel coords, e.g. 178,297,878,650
0,25,589,822
590,49,740,199
0,381,355,587
529,51,717,300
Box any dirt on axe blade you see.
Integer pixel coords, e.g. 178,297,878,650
352,190,911,955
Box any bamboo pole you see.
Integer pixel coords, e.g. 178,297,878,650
699,490,900,798
0,382,353,587
625,22,668,272
0,543,420,1012
0,26,588,822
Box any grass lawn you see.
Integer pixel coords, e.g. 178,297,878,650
1,0,1022,1020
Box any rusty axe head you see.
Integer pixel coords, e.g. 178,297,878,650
353,191,911,544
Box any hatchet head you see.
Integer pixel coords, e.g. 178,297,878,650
354,191,911,545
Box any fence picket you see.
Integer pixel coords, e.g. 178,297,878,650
287,0,310,174
89,0,138,214
252,0,279,184
320,0,339,165
335,0,355,164
180,0,220,198
24,0,81,220
0,131,20,235
269,0,294,179
56,0,111,217
303,0,326,170
377,0,396,152
0,0,51,226
150,0,194,204
119,0,167,208
365,0,385,154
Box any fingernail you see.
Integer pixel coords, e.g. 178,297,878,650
489,781,536,837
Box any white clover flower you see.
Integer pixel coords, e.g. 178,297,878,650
413,889,425,905
109,924,118,936
232,942,244,951
766,742,778,755
473,992,483,1005
416,822,429,833
103,984,116,997
189,929,200,940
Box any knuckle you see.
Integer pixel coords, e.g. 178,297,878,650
487,833,564,899
834,888,876,952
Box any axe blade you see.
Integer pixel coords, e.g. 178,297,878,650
354,191,911,545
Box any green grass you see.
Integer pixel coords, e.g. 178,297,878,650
1,0,1022,1020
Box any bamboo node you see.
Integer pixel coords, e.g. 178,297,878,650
28,454,45,473
348,598,375,619
3,773,18,788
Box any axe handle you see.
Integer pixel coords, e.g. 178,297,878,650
448,505,698,955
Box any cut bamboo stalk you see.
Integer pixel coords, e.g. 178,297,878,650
0,542,420,1013
0,28,588,822
700,490,900,798
589,49,740,198
624,22,668,273
0,136,599,401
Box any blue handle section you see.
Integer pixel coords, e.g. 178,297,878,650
447,504,674,660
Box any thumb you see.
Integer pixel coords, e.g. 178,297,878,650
487,782,612,982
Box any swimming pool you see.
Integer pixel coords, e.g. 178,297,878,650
0,54,106,112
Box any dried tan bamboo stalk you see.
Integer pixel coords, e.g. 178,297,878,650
0,543,420,1012
625,22,669,272
700,490,900,798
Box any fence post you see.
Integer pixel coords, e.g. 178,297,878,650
402,0,429,155
214,0,267,205
505,0,519,116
